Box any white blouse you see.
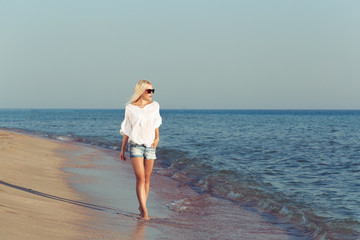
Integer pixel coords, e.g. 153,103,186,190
120,101,162,147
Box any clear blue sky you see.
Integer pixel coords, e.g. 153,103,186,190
1,0,359,109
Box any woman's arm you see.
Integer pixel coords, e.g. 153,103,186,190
152,128,160,149
120,134,129,161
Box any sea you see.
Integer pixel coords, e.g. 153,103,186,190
0,109,359,240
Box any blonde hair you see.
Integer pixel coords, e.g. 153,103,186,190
128,79,152,104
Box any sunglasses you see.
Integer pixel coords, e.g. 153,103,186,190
146,89,155,94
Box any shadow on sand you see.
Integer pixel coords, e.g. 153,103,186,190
0,179,136,219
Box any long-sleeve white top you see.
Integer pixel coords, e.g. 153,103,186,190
120,101,162,147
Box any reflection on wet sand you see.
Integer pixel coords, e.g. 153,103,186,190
130,220,146,240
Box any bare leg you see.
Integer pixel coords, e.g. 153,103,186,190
131,157,154,220
138,159,154,218
144,159,154,203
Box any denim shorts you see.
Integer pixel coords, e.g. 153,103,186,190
129,142,156,160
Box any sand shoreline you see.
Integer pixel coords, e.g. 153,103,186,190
1,129,300,239
0,129,169,239
0,129,154,240
0,130,92,239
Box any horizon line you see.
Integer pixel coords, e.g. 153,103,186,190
1,108,360,111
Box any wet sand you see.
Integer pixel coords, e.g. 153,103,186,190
0,129,301,239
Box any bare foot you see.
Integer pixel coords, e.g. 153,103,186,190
142,214,150,221
141,207,149,220
138,206,144,218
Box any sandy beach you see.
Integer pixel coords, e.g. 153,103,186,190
0,129,299,239
0,129,154,240
0,130,90,239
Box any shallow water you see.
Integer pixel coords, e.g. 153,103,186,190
1,109,359,239
57,142,302,240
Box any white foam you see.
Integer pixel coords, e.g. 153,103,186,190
56,136,73,142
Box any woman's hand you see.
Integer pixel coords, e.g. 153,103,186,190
120,135,129,161
152,128,160,149
152,138,159,149
120,149,126,161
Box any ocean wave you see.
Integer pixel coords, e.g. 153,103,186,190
156,146,360,240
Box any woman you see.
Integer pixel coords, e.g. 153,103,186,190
120,80,162,220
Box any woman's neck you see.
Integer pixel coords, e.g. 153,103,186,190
135,98,152,108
